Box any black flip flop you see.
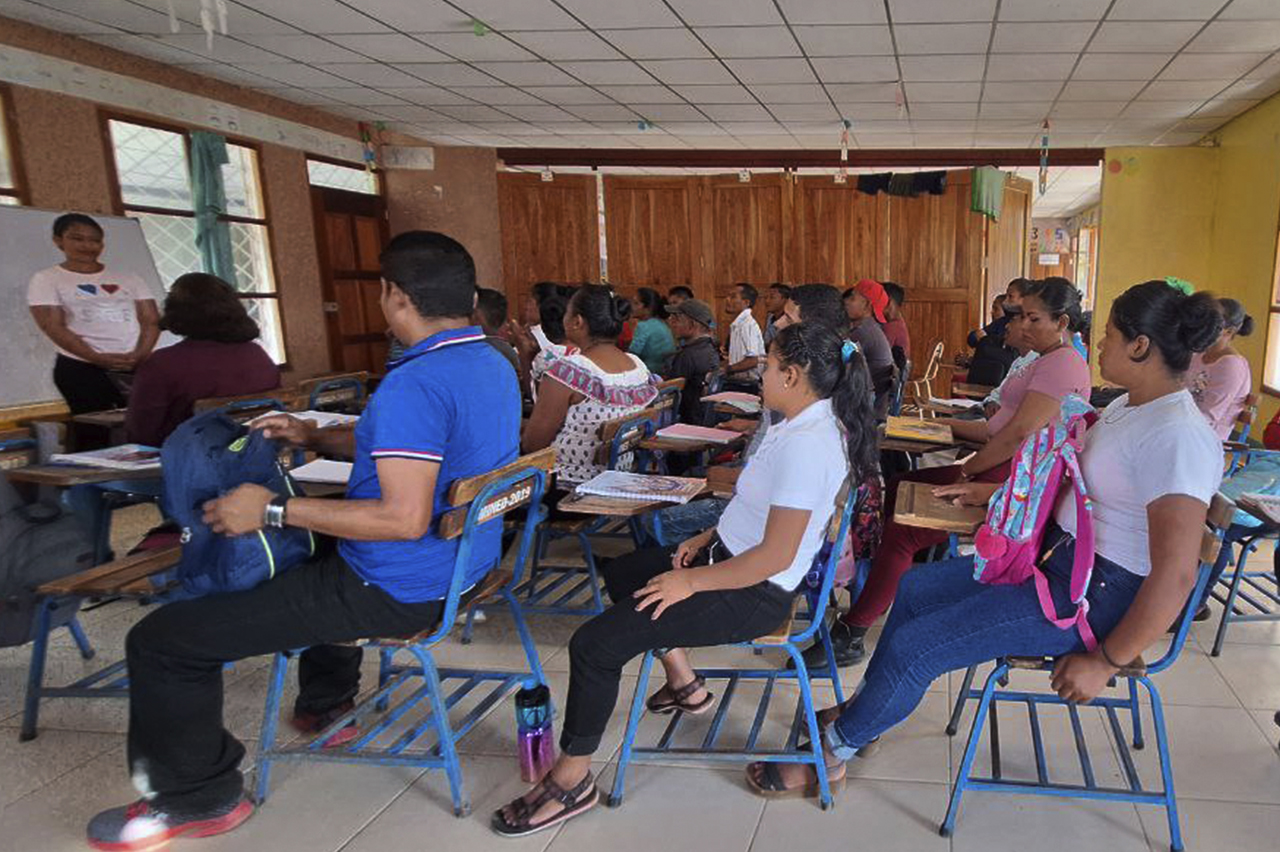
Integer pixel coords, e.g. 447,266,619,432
492,772,599,838
646,675,715,715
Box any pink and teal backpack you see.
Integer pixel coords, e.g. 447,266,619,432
973,394,1100,650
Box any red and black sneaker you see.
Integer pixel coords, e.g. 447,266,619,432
87,797,252,851
291,699,358,748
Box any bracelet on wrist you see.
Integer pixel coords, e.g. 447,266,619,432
1098,640,1123,670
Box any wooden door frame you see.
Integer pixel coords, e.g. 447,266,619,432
310,185,389,373
601,175,702,298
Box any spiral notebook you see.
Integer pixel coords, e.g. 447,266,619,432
574,471,706,504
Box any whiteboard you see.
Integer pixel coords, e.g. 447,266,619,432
0,206,165,406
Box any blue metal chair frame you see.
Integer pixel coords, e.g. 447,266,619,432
307,377,366,411
940,507,1229,851
889,359,912,417
1207,523,1280,656
607,480,859,811
20,598,98,741
253,460,552,818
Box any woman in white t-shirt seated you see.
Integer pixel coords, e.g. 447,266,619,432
494,322,880,836
746,280,1224,799
27,213,161,414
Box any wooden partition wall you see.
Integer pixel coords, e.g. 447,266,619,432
498,170,1031,373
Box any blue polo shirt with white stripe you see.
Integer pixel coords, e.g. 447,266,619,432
338,325,520,603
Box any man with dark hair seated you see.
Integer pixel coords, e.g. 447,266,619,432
473,286,520,375
663,298,720,425
86,232,521,851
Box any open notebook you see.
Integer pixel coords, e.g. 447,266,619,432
701,392,762,414
575,471,705,504
886,416,954,444
290,459,353,485
49,444,161,471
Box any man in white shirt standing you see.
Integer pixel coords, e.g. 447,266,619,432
27,213,160,414
723,283,765,393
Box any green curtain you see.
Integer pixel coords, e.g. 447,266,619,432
189,130,237,285
970,165,1008,220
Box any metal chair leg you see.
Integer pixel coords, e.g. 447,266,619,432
375,647,394,712
1128,678,1145,750
1212,544,1249,656
946,664,978,736
20,600,56,741
415,647,471,817
608,650,655,808
503,588,548,688
788,643,835,810
67,615,95,660
1143,678,1184,852
580,532,605,613
252,651,290,804
941,663,1006,836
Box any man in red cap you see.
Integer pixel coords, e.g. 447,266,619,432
843,279,895,380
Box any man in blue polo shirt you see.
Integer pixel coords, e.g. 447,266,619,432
87,232,520,851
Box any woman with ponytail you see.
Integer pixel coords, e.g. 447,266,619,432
749,280,1223,801
522,283,658,488
1188,295,1254,439
494,322,878,836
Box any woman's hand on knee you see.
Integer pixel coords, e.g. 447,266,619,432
635,570,696,620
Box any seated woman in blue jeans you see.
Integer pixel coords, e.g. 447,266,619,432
748,280,1226,797
493,322,880,837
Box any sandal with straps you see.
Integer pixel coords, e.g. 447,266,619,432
492,772,599,838
646,675,716,715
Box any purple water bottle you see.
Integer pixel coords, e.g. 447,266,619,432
515,683,556,782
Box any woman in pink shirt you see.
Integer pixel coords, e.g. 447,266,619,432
801,278,1093,667
1187,297,1253,440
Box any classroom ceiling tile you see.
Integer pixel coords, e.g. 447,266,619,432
332,0,462,31
1139,79,1234,100
430,0,579,31
487,103,574,121
1192,97,1262,117
696,27,801,58
890,0,997,23
556,61,653,85
725,58,816,84
720,120,789,134
811,56,900,82
509,30,623,60
521,85,614,104
991,22,1096,53
775,0,887,25
700,103,775,121
1089,21,1201,52
1110,0,1225,18
981,80,1064,101
417,32,537,61
979,101,1050,118
1121,100,1203,118
674,85,758,103
839,103,910,119
1187,21,1280,52
1220,0,1280,19
472,61,578,86
310,86,411,106
233,63,352,88
1049,100,1127,118
236,34,364,64
226,0,390,33
145,33,287,64
314,63,427,87
752,83,833,103
567,104,645,121
985,53,1078,81
0,0,116,34
30,0,172,32
998,0,1112,21
633,103,707,122
82,33,206,65
333,34,451,63
664,0,783,27
791,25,894,56
767,103,841,121
1072,52,1174,79
598,28,712,59
595,85,683,103
1161,52,1270,80
894,24,993,55
826,82,901,102
555,0,681,29
395,63,500,86
434,103,519,122
907,82,984,102
899,55,987,82
380,86,482,105
640,59,737,85
373,104,448,121
910,102,980,119
1219,77,1280,100
1058,79,1147,100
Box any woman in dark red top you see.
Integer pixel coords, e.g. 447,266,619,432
126,273,280,446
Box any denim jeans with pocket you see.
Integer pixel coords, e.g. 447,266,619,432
825,536,1144,758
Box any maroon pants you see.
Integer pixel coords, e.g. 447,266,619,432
842,461,1010,629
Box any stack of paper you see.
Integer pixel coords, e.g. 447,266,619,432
575,471,705,504
253,410,359,429
290,459,353,484
701,391,762,414
50,444,161,470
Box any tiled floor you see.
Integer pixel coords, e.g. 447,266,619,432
2,505,1279,852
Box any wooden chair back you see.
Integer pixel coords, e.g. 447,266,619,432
654,378,686,426
596,407,665,468
299,372,370,411
437,448,556,540
0,427,37,472
193,391,292,418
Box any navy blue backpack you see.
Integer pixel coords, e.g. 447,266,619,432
161,411,315,597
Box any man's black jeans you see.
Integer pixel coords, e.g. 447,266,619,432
125,542,443,814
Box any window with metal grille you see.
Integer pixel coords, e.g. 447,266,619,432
306,158,379,195
105,116,286,363
0,86,24,205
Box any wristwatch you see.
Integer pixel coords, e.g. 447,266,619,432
263,495,289,529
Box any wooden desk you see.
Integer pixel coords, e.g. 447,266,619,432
952,382,995,400
639,435,744,455
6,464,161,487
72,409,127,428
557,491,673,516
894,480,986,534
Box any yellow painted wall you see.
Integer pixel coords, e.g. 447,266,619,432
1095,91,1280,424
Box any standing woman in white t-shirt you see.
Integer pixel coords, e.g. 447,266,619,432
747,281,1224,799
27,214,160,414
494,322,880,836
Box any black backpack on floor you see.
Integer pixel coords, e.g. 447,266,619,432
0,478,94,647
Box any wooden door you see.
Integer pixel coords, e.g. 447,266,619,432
986,176,1033,314
311,186,390,374
699,173,789,329
602,176,699,302
886,169,984,377
498,172,600,311
792,178,889,287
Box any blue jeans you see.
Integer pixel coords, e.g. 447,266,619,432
640,498,729,547
825,539,1145,759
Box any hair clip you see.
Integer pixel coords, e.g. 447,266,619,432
1164,276,1194,295
841,339,859,363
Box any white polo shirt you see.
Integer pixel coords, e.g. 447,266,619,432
717,398,847,591
728,309,765,381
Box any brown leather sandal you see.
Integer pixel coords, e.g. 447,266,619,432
491,772,599,838
646,674,715,715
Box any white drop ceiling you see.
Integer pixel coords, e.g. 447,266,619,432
3,1,1280,216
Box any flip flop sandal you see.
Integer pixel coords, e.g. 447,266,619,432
492,772,599,838
745,761,846,800
646,675,715,715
